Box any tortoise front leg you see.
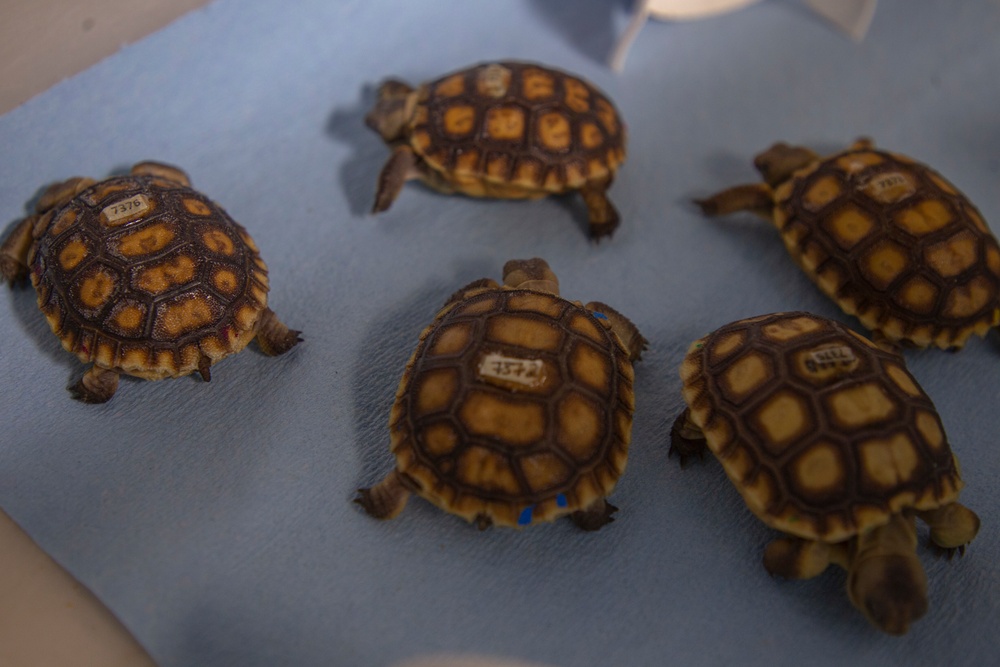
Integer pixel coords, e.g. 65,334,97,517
694,183,774,220
372,145,418,213
917,502,980,556
71,366,120,403
442,278,500,310
130,161,191,187
580,178,619,240
570,497,618,531
763,536,842,579
255,308,302,356
669,408,708,466
0,216,34,285
36,177,95,213
355,469,412,520
586,301,647,361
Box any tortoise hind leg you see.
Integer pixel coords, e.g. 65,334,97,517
255,308,302,356
71,366,120,403
570,498,618,531
669,408,708,466
763,537,839,579
870,329,903,355
356,470,412,519
580,179,619,240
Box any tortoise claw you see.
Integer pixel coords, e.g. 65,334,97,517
928,538,966,560
198,355,212,382
570,499,617,531
0,256,28,285
69,366,119,404
668,440,705,468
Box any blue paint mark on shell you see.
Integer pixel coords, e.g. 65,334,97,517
593,312,609,320
556,494,568,508
518,505,534,526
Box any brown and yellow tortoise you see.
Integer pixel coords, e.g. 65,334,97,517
366,61,627,239
697,139,1000,351
357,258,646,529
0,161,300,403
671,311,980,635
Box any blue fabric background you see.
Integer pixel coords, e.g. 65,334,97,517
1,1,998,665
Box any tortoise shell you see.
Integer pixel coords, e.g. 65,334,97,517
773,145,1000,349
28,172,269,380
409,61,626,196
390,286,635,527
678,311,962,543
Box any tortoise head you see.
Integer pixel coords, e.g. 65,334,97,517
848,552,928,635
753,143,820,188
846,515,928,635
502,258,559,296
365,79,416,142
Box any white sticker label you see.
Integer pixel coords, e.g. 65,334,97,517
477,353,545,387
861,172,916,203
804,346,857,374
101,194,150,225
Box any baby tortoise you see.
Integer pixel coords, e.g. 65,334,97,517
0,162,301,403
671,311,980,635
696,138,1000,351
357,258,646,529
366,61,627,239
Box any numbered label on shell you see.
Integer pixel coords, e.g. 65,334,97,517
860,171,916,204
477,352,545,388
797,344,860,382
100,194,151,226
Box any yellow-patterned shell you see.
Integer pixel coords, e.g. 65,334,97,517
773,147,1000,349
28,174,269,379
390,287,635,528
409,61,626,197
679,312,963,543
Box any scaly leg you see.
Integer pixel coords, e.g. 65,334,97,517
1,216,35,284
442,278,499,310
917,503,980,556
372,145,418,213
669,408,707,466
71,366,120,404
36,177,95,213
355,469,412,520
586,301,647,361
131,161,190,187
570,498,618,531
580,179,620,240
694,183,774,219
763,536,838,579
255,308,302,356
870,329,903,355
